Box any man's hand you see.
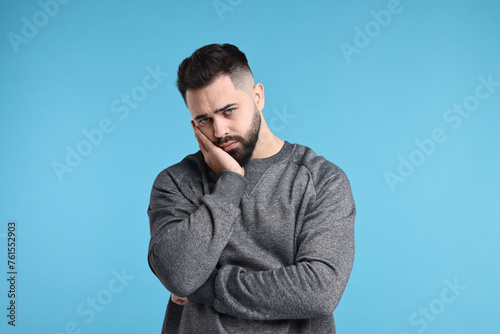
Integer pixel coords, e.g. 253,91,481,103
171,294,189,306
191,121,244,176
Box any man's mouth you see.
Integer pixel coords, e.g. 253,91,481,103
220,141,238,152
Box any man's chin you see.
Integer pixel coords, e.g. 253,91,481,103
224,148,240,166
227,149,241,163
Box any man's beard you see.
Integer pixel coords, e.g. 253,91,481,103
216,105,261,167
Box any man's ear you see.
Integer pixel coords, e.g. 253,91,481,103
253,83,265,111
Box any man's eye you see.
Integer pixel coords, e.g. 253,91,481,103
224,108,235,115
199,118,210,125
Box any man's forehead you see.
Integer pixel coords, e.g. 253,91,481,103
186,75,244,115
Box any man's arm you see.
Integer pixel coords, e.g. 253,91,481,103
148,168,246,297
148,122,246,298
188,166,355,320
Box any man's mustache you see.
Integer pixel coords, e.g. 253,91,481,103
215,136,244,147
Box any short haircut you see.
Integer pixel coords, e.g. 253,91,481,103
176,43,253,103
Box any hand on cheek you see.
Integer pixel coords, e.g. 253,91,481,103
191,121,244,176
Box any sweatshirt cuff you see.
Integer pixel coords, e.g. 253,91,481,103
212,170,247,207
187,269,218,307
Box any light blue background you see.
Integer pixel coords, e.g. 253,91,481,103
1,0,499,333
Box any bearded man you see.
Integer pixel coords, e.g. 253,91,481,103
147,43,356,334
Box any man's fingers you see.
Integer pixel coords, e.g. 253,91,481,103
192,122,217,153
171,294,189,306
191,122,208,151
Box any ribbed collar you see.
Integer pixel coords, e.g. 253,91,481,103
238,141,293,193
244,141,293,172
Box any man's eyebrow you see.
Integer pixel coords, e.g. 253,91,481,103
193,103,238,121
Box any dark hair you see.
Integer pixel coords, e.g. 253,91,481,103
176,43,253,102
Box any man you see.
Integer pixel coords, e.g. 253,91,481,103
147,43,355,333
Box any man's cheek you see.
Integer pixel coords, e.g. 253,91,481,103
200,128,216,143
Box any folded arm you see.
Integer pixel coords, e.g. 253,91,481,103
188,169,356,320
148,169,247,297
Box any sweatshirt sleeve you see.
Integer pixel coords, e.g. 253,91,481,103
189,165,355,320
147,168,247,297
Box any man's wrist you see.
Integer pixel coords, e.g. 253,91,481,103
213,170,247,207
187,269,218,306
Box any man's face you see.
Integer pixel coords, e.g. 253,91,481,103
186,74,262,166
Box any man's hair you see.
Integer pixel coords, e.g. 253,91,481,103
176,43,253,102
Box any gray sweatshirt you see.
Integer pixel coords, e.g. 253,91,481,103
148,141,355,333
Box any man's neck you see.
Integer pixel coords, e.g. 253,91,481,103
252,126,284,160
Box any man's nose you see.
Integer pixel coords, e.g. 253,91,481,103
213,117,229,138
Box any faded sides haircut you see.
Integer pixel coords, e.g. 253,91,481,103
176,43,254,103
